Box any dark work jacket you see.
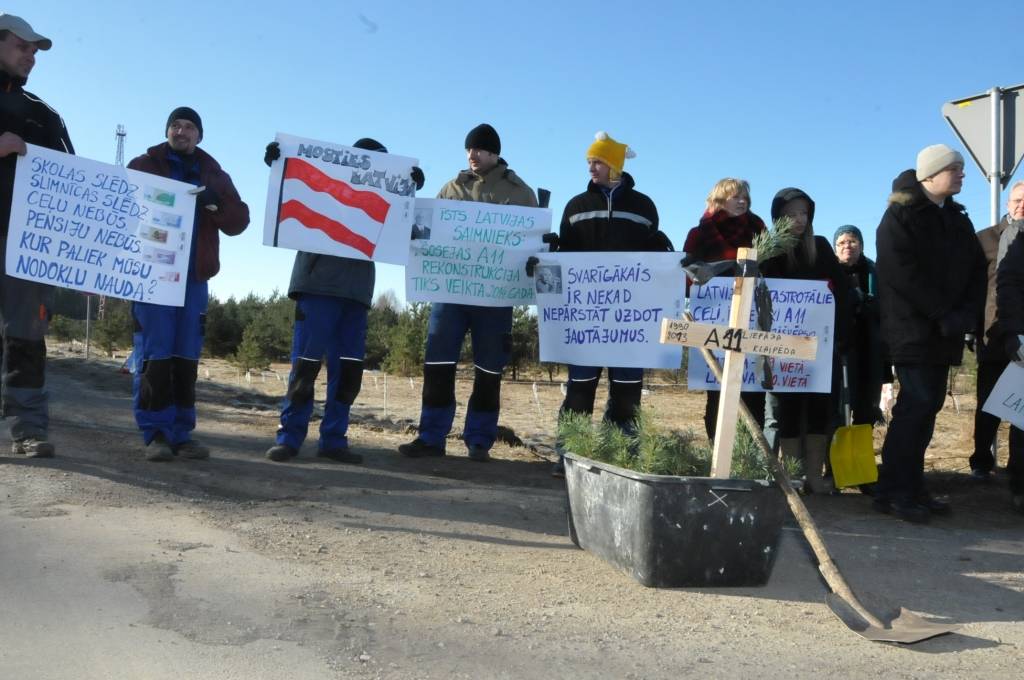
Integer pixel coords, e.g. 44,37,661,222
1,70,74,269
287,252,374,307
875,169,986,365
975,215,1022,361
128,143,249,281
558,173,673,252
988,231,1024,359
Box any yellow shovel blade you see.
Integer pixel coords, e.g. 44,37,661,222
830,424,878,488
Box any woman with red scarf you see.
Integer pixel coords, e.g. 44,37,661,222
682,178,767,441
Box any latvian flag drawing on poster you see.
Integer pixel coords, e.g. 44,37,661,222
263,133,417,266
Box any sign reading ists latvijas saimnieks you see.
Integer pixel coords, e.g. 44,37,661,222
7,144,195,306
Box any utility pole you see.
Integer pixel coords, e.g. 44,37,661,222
85,124,126,359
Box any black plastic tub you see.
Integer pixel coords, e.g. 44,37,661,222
564,452,787,588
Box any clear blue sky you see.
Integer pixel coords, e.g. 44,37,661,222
13,0,1023,306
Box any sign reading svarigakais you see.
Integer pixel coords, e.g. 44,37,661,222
7,144,195,306
405,198,551,306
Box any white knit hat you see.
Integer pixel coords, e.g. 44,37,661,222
916,144,964,181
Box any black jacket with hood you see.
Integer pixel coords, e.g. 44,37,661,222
875,169,986,365
762,187,851,348
558,172,673,253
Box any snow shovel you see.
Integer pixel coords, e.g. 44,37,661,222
691,333,960,643
830,360,878,489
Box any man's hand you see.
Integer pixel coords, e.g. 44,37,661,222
964,333,976,353
411,166,425,191
0,132,27,158
264,141,280,167
1010,334,1024,367
188,185,220,212
525,256,539,277
541,232,559,252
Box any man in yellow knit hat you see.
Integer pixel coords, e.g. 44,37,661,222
548,131,674,476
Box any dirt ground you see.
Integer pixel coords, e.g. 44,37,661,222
1,346,1022,679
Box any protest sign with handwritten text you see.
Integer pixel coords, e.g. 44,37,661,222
686,277,834,392
405,198,550,306
535,252,685,368
263,133,417,266
982,362,1024,430
7,144,195,306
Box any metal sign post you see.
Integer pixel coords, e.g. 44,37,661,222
943,84,1024,225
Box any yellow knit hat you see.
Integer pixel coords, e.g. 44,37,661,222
586,131,635,173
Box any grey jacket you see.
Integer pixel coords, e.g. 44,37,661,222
287,252,374,307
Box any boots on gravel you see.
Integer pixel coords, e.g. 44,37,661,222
11,437,55,458
266,444,298,462
175,440,210,460
146,433,175,462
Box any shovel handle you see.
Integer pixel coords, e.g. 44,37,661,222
686,313,886,629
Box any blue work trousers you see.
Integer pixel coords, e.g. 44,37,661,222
131,279,208,445
276,294,367,451
417,303,511,451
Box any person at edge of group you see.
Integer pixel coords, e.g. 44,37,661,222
760,187,850,494
262,138,425,465
681,178,767,443
537,131,674,478
399,124,538,462
987,218,1024,513
873,144,986,522
0,14,72,458
968,181,1024,484
128,107,250,461
833,224,891,427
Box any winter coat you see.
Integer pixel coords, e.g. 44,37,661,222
128,143,249,281
437,159,537,207
682,209,766,262
1,70,74,266
558,173,672,253
287,252,374,307
875,169,986,365
988,231,1024,359
840,254,892,417
975,216,1021,361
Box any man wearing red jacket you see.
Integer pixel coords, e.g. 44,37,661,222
128,107,249,461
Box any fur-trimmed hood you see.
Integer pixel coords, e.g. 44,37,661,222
887,168,966,212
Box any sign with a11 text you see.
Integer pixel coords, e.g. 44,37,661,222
535,251,686,368
263,132,417,266
687,278,835,392
982,362,1024,430
405,198,550,306
7,144,195,306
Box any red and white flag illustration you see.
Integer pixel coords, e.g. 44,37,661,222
277,157,390,258
263,133,417,266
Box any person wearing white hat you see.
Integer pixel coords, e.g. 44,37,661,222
0,13,72,458
872,144,986,522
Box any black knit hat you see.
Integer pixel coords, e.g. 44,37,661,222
353,137,387,153
166,106,203,141
464,123,500,155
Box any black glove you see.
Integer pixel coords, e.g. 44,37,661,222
411,166,425,191
264,141,281,167
1006,334,1024,364
525,256,539,277
541,232,559,252
196,186,220,209
964,333,976,353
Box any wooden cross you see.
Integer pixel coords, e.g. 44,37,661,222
660,247,818,478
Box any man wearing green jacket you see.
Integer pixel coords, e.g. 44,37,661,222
399,124,538,462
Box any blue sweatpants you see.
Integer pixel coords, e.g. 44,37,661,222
131,279,208,445
276,294,368,451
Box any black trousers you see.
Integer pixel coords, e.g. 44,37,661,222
877,364,948,502
971,359,1024,491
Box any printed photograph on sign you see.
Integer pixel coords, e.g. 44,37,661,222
406,198,551,307
262,132,418,266
534,264,563,295
6,144,195,306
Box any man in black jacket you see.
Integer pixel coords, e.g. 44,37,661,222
549,131,673,476
0,14,72,458
874,144,987,522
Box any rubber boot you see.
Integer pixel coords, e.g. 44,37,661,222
804,434,835,495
